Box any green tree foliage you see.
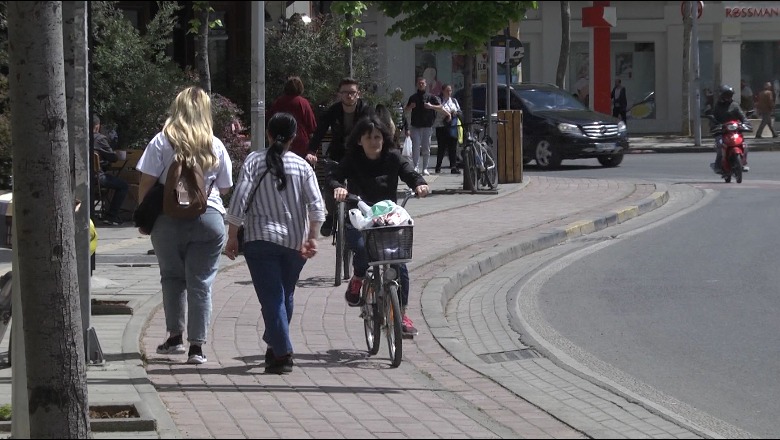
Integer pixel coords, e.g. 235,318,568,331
90,1,191,149
374,1,537,122
265,14,381,111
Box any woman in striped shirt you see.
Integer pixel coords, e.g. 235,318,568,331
224,112,326,374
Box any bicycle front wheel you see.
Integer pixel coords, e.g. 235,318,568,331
384,283,403,368
483,145,499,190
362,272,381,355
334,202,348,286
462,145,478,194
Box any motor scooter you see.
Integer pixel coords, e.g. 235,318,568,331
708,116,751,183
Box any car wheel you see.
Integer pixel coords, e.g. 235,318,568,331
597,153,624,167
534,140,562,170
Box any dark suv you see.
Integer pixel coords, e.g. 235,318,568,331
454,83,629,170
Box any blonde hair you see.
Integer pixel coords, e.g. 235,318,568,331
163,86,218,171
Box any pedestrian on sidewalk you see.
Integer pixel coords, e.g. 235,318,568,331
266,76,318,161
136,86,234,365
755,81,777,138
434,84,462,174
326,114,429,336
224,112,325,374
405,77,441,175
611,79,627,122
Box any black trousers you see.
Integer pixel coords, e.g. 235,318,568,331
612,107,626,122
435,127,459,171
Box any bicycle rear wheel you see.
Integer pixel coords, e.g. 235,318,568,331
384,283,403,368
462,145,478,194
362,271,381,355
483,145,499,190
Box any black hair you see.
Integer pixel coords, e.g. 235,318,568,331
266,112,297,190
345,115,395,157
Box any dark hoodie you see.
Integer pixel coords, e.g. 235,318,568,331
326,147,426,206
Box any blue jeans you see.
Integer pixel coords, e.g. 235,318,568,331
151,208,225,345
346,224,410,307
99,173,128,218
244,240,306,357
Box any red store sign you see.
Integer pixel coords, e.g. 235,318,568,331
725,6,780,18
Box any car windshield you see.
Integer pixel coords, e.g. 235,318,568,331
517,89,587,111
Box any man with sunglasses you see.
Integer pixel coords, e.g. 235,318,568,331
308,77,374,236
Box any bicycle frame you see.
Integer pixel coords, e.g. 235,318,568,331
461,118,500,193
353,189,415,368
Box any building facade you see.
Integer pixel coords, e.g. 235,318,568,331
369,1,780,134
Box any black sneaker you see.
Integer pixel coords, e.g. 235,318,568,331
265,347,274,365
265,354,293,374
156,334,186,355
320,216,333,237
186,344,207,364
101,215,122,226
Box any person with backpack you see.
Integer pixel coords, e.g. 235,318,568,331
223,112,325,374
135,86,234,365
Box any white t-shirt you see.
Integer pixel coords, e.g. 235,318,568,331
136,132,233,214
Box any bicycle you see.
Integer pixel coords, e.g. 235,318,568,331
460,117,505,193
319,159,352,287
345,188,416,368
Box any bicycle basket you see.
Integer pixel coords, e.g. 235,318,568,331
362,224,414,265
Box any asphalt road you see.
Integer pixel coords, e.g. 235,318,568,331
518,151,780,438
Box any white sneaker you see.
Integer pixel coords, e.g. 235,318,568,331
743,165,750,172
187,354,207,364
422,169,430,176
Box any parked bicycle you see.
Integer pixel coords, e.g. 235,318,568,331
345,188,416,368
460,117,505,193
320,159,352,286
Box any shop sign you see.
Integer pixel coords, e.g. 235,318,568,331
724,3,780,18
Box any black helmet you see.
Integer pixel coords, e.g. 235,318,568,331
719,85,734,102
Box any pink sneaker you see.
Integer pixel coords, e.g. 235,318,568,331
402,315,418,336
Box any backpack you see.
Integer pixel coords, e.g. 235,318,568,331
162,158,213,220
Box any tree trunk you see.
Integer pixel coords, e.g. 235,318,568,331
555,1,570,89
7,2,90,438
682,3,692,135
346,25,354,78
197,3,211,94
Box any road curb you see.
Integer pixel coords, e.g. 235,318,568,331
421,184,670,438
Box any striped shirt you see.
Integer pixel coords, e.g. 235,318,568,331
226,150,325,251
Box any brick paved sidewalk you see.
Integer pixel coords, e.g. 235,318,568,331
140,175,690,439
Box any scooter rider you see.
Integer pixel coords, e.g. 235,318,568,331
710,84,751,173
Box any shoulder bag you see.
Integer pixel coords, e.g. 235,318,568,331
237,167,270,253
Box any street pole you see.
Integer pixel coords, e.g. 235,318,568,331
504,27,511,108
488,43,498,144
251,2,266,152
691,1,702,146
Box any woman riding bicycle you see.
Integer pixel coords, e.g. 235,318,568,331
326,114,429,336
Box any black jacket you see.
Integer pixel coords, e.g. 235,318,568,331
406,90,440,128
308,99,374,162
326,148,426,206
710,100,748,132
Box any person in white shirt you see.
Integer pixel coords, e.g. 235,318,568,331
136,86,233,365
433,84,462,174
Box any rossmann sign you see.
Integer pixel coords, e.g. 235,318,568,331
724,3,780,18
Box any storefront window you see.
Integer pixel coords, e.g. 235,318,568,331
415,42,529,95
617,42,656,120
741,41,780,111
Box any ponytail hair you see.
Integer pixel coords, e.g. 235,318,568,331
266,112,297,190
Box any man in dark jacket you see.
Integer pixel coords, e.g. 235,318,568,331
308,77,374,236
610,79,628,122
93,115,129,225
709,85,750,173
405,77,441,175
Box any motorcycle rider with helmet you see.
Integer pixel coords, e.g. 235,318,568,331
709,84,751,173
